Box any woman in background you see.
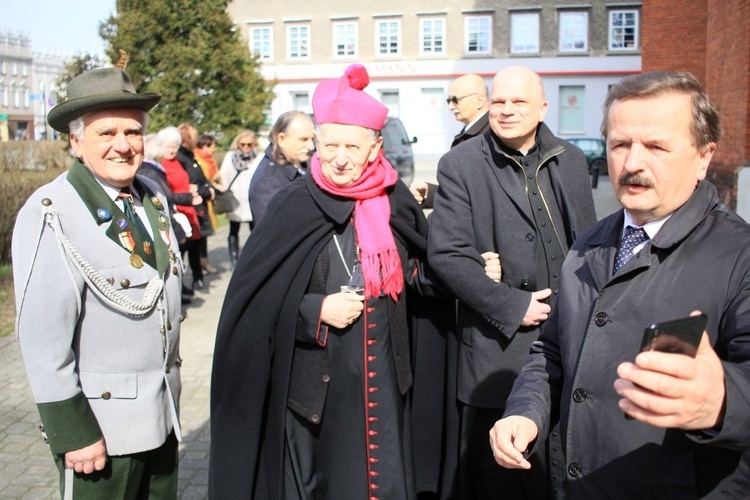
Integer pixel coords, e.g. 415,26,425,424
219,129,260,269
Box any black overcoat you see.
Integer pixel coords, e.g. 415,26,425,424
210,174,447,499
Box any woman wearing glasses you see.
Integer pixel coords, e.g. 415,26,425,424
219,129,260,269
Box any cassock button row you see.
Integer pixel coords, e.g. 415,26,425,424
322,374,330,383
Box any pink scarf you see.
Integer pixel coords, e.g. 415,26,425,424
311,151,403,300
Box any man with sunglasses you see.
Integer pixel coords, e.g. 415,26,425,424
410,73,489,208
428,65,596,499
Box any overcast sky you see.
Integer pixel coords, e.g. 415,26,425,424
2,0,116,57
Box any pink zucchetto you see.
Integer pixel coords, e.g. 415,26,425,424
312,64,388,131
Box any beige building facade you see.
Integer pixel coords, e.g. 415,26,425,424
228,0,642,158
0,31,34,141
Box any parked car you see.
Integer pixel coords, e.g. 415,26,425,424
568,137,607,188
380,117,417,186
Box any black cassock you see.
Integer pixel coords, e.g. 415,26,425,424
210,175,449,500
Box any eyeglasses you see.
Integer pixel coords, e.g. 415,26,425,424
239,142,256,147
446,93,478,105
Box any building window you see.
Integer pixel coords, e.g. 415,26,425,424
12,62,18,76
559,11,588,52
609,10,639,50
334,22,358,57
250,26,273,61
511,12,539,54
379,89,400,116
0,60,5,75
376,20,400,56
13,87,20,108
559,86,585,134
291,91,311,113
22,63,28,76
24,88,30,108
287,25,310,60
465,16,492,55
420,18,445,55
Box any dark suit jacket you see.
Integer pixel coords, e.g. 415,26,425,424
248,145,304,224
422,111,490,209
428,123,596,408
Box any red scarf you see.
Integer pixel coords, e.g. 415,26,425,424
311,151,403,300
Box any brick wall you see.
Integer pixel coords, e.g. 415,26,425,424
642,0,750,210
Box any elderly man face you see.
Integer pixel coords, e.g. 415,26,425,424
277,114,315,164
489,66,548,152
70,108,146,188
316,122,382,187
607,92,715,226
447,74,486,125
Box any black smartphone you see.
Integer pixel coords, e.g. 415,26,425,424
639,313,708,358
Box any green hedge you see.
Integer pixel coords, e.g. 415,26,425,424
0,141,73,263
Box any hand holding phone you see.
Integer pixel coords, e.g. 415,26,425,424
639,313,707,358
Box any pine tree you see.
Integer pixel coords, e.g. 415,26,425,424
99,0,274,141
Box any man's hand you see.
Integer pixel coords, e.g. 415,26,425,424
64,438,107,474
321,292,365,329
409,181,428,205
482,252,502,282
614,330,726,430
489,416,539,469
521,289,552,326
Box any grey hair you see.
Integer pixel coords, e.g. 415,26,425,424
144,133,165,161
601,71,721,149
68,110,149,140
157,126,183,148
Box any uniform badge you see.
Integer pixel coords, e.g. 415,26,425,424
117,218,129,230
160,229,171,246
118,232,136,253
130,254,144,269
97,208,112,222
143,241,152,255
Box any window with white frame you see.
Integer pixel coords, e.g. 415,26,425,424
609,10,639,50
13,87,20,107
465,16,492,55
287,24,310,60
24,88,30,108
559,11,588,52
291,91,311,113
511,12,539,54
334,22,358,57
22,63,27,76
376,20,400,56
1,87,7,107
250,26,273,61
420,18,445,55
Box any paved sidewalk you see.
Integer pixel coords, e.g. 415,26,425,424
0,225,233,499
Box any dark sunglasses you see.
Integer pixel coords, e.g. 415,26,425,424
446,93,478,105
